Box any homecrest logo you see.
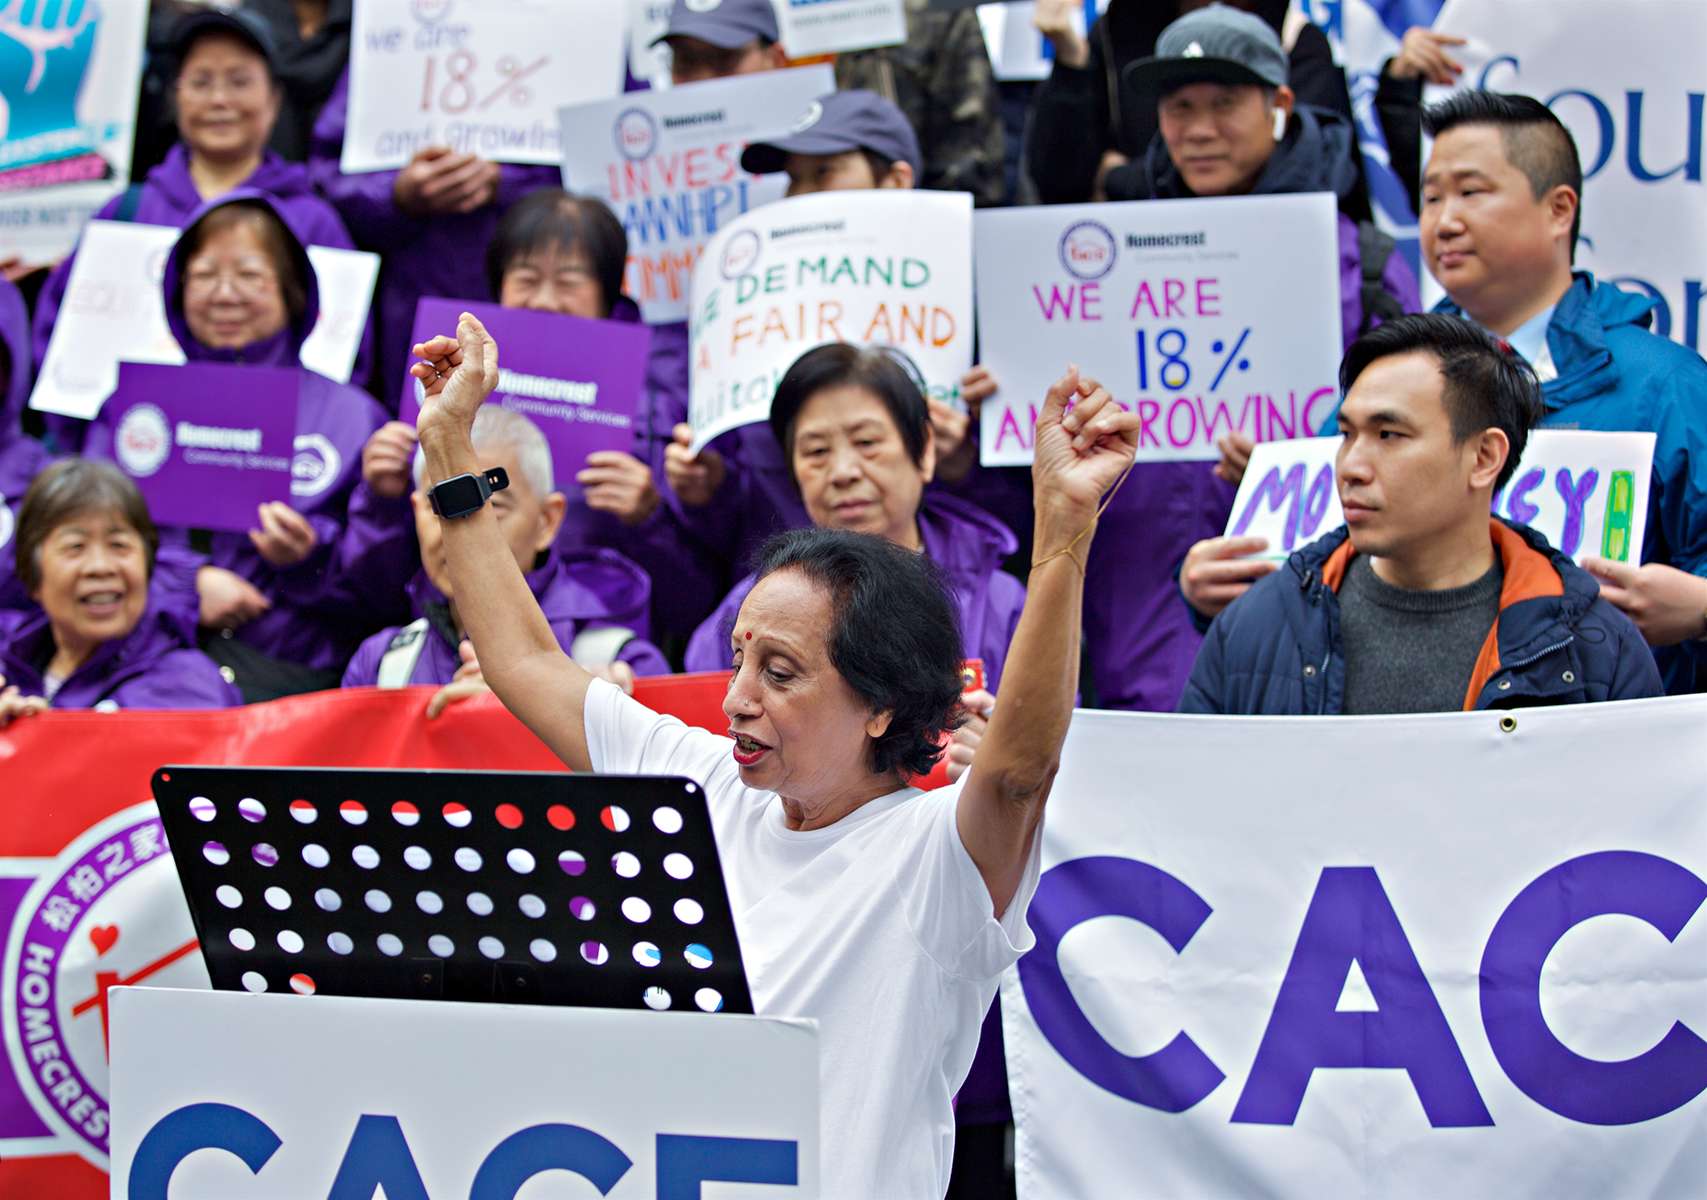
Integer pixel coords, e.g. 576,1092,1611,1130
1127,230,1208,249
175,422,262,453
663,110,727,130
1059,220,1116,281
114,404,170,478
496,369,598,405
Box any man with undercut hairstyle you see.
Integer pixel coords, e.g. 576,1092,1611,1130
1179,314,1661,715
1187,90,1707,694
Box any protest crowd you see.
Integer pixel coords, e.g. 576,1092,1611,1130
1,1,1704,1197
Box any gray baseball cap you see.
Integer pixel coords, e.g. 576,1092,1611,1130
1125,4,1288,101
741,90,923,177
653,0,780,50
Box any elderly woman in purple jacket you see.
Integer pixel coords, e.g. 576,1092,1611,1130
348,189,722,643
82,192,386,701
31,10,360,431
343,405,669,707
0,460,237,725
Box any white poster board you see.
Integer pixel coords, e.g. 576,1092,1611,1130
1226,429,1656,563
560,65,835,325
688,188,973,452
627,0,674,91
1425,0,1707,357
342,0,624,174
110,987,820,1196
976,1,1111,83
0,0,149,265
975,193,1343,464
776,0,907,57
29,222,378,420
1004,700,1707,1198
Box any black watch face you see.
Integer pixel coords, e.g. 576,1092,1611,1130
433,474,485,517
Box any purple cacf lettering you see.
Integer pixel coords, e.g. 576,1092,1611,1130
1480,851,1707,1126
1231,867,1494,1127
1504,467,1545,527
1552,467,1598,557
1017,857,1225,1112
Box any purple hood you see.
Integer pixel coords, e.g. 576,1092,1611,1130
0,599,238,710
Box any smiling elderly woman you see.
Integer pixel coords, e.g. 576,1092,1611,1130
409,316,1137,1199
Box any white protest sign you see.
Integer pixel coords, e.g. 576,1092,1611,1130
560,65,835,325
627,0,674,91
776,0,907,57
29,222,378,420
1425,0,1707,357
1004,701,1707,1199
111,987,820,1196
1226,429,1655,564
976,1,1110,83
342,0,624,174
688,188,973,453
0,0,149,264
975,194,1343,465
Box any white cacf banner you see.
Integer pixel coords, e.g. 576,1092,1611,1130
1227,429,1655,563
559,66,835,325
28,222,378,420
1003,702,1707,1198
0,0,148,264
1426,0,1707,358
342,0,623,173
975,194,1343,465
688,189,973,453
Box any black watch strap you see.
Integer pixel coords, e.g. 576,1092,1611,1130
428,467,510,519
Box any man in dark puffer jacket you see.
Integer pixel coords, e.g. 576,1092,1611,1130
1179,314,1662,714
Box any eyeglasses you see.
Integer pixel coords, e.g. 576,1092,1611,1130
178,71,269,99
184,266,279,299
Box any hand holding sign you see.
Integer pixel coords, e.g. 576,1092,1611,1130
363,421,420,499
393,147,501,217
1179,535,1278,620
1580,558,1707,646
665,423,727,509
577,451,659,526
249,502,318,568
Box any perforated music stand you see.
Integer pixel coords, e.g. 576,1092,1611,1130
153,766,753,1016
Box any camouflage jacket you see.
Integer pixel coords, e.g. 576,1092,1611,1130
834,0,1006,207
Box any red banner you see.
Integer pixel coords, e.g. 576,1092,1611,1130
1,675,950,1193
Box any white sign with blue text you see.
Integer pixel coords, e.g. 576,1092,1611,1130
1226,429,1655,564
776,0,906,57
109,987,820,1198
1003,701,1707,1199
974,194,1343,465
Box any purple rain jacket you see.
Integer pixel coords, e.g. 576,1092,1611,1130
1,275,52,616
30,143,363,393
341,548,670,688
334,298,724,644
82,192,387,675
308,66,561,399
683,493,1025,688
0,600,238,710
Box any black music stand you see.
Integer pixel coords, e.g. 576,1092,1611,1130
153,766,753,1015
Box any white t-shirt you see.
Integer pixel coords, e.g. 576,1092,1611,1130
584,679,1042,1199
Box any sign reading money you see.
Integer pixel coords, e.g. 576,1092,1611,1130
975,193,1343,465
687,189,973,454
1226,429,1656,563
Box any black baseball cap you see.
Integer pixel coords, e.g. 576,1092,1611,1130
1125,4,1289,103
741,90,923,176
170,8,279,76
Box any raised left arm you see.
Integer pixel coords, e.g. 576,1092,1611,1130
958,369,1137,916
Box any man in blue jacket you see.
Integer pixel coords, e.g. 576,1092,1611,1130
1187,89,1707,693
1179,314,1661,715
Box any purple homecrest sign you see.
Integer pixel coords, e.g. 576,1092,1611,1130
400,298,650,492
97,362,299,534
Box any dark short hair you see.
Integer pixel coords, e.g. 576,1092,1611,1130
15,459,159,593
176,201,311,331
768,343,931,474
755,528,965,779
1422,90,1583,258
485,189,627,314
1339,313,1543,493
861,149,897,183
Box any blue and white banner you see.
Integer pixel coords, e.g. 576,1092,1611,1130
1423,0,1707,356
1003,700,1707,1198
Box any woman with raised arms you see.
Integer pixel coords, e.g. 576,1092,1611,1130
409,313,1138,1198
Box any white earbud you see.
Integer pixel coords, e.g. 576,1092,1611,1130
1272,108,1288,141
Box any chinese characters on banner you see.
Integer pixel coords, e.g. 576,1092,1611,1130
974,193,1343,465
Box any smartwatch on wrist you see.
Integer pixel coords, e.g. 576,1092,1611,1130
428,468,509,519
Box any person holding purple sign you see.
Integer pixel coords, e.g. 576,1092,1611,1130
350,189,725,646
83,192,386,702
0,460,238,725
343,406,669,703
31,8,364,441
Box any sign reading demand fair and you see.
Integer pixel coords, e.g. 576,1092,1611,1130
687,188,973,454
974,193,1343,466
